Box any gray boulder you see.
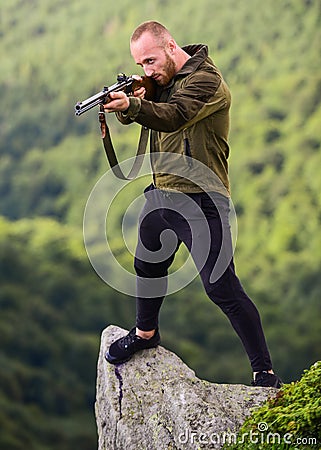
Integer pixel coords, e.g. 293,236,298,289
95,325,277,450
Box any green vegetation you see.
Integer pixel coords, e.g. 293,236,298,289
226,361,321,449
0,216,135,450
1,0,320,448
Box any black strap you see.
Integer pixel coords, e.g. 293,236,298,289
98,105,149,180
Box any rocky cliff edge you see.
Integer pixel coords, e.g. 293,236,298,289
95,325,277,450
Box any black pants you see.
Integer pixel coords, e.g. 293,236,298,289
134,185,272,372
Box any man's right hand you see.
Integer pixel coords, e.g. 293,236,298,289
133,85,146,99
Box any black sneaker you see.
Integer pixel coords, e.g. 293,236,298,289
105,327,161,364
251,371,283,388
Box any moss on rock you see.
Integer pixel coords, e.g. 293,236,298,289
226,361,321,449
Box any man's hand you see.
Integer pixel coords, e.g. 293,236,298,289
103,91,130,113
132,75,146,99
103,75,146,113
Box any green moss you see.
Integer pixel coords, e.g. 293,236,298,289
225,362,321,449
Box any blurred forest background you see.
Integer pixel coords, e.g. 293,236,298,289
1,0,320,448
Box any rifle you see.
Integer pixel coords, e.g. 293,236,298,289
74,73,155,116
74,73,156,180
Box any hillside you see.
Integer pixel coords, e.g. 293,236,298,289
0,0,320,449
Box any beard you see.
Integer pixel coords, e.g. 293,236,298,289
156,52,176,86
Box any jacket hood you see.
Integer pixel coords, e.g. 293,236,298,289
177,44,209,76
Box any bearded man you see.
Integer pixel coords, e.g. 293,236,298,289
103,21,282,388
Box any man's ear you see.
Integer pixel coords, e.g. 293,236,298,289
167,38,177,54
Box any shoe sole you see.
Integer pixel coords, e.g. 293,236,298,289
252,378,283,388
105,352,131,365
105,341,160,365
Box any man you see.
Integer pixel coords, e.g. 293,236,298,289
104,21,282,387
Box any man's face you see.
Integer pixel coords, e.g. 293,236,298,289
130,32,177,86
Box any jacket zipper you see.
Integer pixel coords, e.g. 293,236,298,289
183,131,193,168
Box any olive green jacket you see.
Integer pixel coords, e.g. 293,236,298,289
118,44,231,196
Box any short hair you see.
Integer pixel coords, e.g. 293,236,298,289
130,21,171,45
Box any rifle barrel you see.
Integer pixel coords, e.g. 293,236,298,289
74,75,135,116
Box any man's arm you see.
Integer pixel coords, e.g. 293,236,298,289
106,70,227,132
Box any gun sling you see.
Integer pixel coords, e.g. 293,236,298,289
98,105,149,180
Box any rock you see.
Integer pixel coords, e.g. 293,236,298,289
95,325,277,450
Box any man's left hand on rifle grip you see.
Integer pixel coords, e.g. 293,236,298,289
103,91,130,113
